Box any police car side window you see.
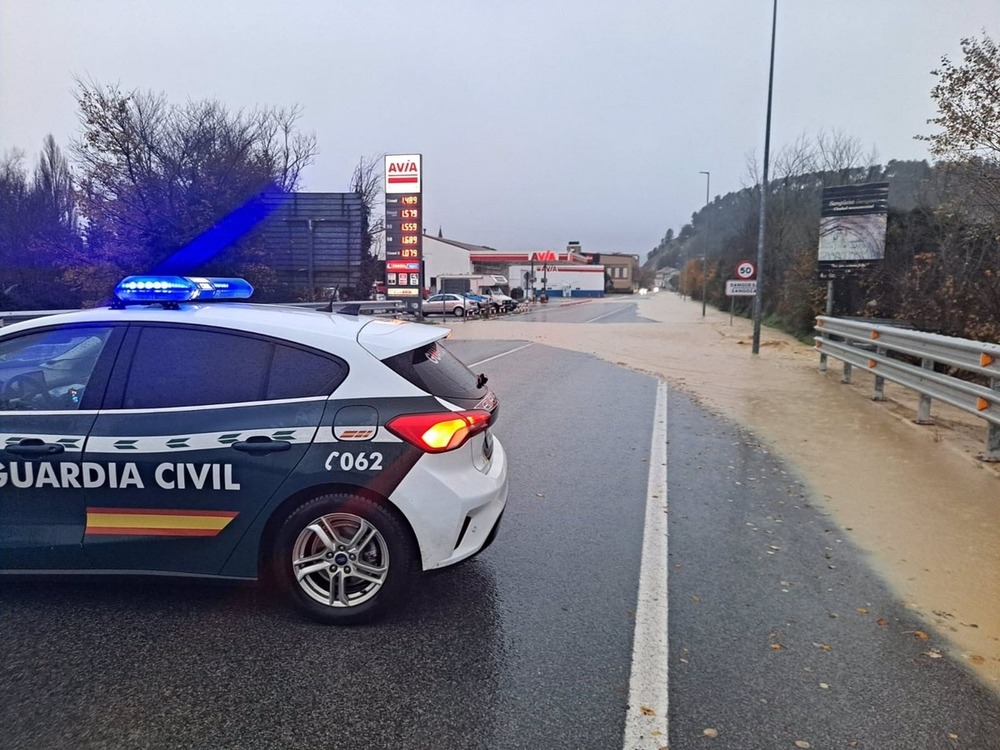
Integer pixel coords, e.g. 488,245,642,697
123,327,271,409
266,345,347,400
0,326,113,411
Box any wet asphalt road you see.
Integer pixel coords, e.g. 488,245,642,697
2,321,999,749
0,342,656,750
666,391,1000,749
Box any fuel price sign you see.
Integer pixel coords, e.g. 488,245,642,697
384,155,423,305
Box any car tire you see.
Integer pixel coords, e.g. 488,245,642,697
271,493,417,625
452,306,466,317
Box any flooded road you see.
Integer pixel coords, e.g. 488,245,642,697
450,293,1000,691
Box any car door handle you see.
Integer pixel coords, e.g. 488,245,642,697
231,437,292,455
5,439,66,457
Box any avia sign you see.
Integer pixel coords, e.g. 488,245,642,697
385,154,422,194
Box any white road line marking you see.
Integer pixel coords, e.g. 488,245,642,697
623,380,669,749
585,307,628,323
469,342,534,368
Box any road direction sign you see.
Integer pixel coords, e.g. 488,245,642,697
735,260,756,280
726,280,757,296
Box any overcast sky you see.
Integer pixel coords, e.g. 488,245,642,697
2,1,999,258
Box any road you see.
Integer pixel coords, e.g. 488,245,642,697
2,304,999,749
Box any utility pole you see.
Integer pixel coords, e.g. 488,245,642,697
752,0,777,355
699,171,710,317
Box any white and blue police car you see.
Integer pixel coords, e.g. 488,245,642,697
0,276,508,624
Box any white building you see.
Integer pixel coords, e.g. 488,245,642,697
508,264,605,298
420,235,480,293
416,234,605,297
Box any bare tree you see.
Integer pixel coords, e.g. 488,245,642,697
0,140,83,308
70,79,318,302
351,154,386,297
34,134,77,233
815,128,879,183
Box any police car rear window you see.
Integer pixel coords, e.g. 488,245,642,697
266,345,347,400
381,341,487,402
122,327,346,409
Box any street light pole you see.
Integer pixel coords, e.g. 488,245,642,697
752,0,778,355
699,171,710,317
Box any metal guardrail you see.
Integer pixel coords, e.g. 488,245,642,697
0,302,406,325
324,300,407,316
814,315,1000,460
0,298,536,327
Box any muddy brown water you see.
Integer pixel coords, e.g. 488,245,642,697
447,292,1000,691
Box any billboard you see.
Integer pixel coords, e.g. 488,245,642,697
817,182,889,278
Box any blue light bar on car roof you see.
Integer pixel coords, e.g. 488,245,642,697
114,276,254,304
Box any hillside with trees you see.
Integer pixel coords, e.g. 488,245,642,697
646,34,1000,343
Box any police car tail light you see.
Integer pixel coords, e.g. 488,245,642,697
386,410,492,453
114,276,254,304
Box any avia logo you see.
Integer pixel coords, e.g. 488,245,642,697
531,251,557,262
387,159,420,184
387,160,418,174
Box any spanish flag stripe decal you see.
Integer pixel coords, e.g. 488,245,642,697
87,507,238,518
85,508,238,536
86,527,222,537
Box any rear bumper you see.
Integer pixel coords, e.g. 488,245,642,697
477,507,504,555
388,436,508,570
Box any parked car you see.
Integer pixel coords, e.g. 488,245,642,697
463,292,490,312
480,287,517,313
423,293,478,317
0,275,508,625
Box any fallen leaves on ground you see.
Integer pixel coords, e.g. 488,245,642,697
877,617,888,628
770,643,785,651
923,649,944,659
812,642,833,651
702,728,718,738
856,607,869,615
640,705,655,716
795,741,812,749
968,655,986,666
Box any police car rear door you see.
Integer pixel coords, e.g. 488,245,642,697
81,323,347,575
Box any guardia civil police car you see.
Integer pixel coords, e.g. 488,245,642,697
0,276,507,624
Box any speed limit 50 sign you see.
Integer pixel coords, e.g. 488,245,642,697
735,260,756,280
